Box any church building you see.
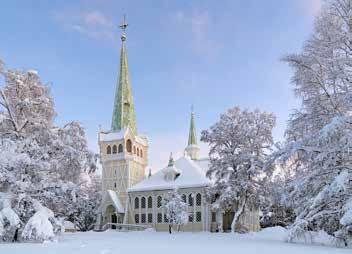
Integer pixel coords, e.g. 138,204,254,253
96,18,261,232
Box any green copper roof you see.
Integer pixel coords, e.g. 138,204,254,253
187,111,197,146
111,36,137,135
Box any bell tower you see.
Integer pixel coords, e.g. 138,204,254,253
99,16,148,211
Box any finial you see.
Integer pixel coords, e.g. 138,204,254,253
168,152,174,167
148,168,152,178
191,104,194,114
119,14,128,41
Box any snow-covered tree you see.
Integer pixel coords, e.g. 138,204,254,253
276,0,352,246
0,61,99,242
69,174,102,231
201,107,275,232
162,189,188,234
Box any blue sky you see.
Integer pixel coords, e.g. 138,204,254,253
0,0,321,170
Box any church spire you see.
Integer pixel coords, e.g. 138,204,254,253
185,106,200,160
111,15,137,134
187,106,197,146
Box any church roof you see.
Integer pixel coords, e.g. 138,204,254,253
107,190,125,213
128,156,210,192
111,23,137,135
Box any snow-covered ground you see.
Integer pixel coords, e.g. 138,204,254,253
0,228,350,254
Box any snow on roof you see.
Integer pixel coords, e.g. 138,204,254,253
107,190,124,213
99,128,148,146
99,128,127,142
128,156,211,192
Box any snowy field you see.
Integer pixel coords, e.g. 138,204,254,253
0,228,351,254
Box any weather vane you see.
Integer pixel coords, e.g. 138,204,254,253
119,14,128,41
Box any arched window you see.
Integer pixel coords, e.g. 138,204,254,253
112,145,117,154
196,212,202,222
182,194,187,203
134,197,139,209
126,139,132,153
135,214,139,224
133,146,136,154
141,197,146,209
147,196,152,208
188,194,194,207
106,145,111,154
114,182,117,188
141,214,146,223
140,150,143,158
157,196,162,208
196,193,202,206
157,213,162,223
118,144,123,153
148,213,153,223
137,148,140,156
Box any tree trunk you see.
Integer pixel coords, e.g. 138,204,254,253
231,198,246,233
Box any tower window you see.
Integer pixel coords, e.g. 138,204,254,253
112,145,117,154
137,148,140,156
133,146,136,154
148,213,153,223
106,145,111,154
135,214,139,224
118,144,123,153
126,139,132,153
141,214,146,223
114,182,117,188
140,150,143,158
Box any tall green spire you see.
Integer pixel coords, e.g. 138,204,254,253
187,108,197,146
111,16,137,134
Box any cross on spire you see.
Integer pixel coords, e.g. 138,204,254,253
119,14,128,41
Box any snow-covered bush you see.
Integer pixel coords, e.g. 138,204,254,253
162,189,188,233
0,61,99,242
21,201,60,242
201,107,276,232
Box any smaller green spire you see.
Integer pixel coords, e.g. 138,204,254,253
168,152,174,167
187,107,197,146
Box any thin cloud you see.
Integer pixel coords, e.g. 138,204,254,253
53,10,115,41
298,0,322,18
173,9,221,59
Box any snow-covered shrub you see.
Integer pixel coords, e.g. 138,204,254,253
162,189,188,233
69,174,102,231
0,207,21,242
21,202,58,242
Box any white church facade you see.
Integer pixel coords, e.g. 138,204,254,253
96,19,260,232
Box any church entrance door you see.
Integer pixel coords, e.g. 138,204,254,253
111,214,117,229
